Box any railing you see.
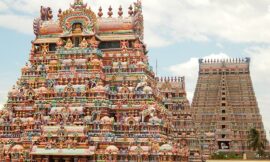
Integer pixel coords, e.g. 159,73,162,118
56,48,103,57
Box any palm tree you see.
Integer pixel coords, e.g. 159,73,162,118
248,128,265,156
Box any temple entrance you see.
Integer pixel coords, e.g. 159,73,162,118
218,141,230,150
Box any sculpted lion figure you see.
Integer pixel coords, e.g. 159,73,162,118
40,6,53,21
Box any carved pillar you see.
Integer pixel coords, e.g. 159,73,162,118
64,158,71,162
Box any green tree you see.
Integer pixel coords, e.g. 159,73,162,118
248,128,266,156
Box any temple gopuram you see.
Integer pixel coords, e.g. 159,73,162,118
192,58,268,157
0,0,201,161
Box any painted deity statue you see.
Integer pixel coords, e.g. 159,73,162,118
66,137,73,149
41,44,49,53
56,39,64,48
65,38,74,49
134,39,143,49
79,38,88,48
120,40,129,52
73,23,83,33
151,141,160,153
87,37,100,49
135,75,148,91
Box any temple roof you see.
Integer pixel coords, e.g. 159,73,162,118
199,57,250,71
34,37,59,44
34,0,143,42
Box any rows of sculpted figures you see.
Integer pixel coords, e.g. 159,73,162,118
0,0,200,162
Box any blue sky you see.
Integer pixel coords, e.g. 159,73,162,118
0,0,270,138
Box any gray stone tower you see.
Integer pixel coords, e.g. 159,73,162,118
192,58,268,156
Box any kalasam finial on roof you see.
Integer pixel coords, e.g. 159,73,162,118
71,0,87,10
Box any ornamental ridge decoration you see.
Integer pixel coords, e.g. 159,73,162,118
59,6,97,36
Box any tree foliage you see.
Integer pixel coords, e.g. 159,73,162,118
211,152,242,159
248,128,266,156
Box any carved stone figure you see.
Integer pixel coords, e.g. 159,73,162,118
40,6,53,21
133,0,144,41
65,38,74,49
135,76,148,91
58,9,62,18
41,44,49,54
87,37,100,49
120,40,129,52
79,38,88,48
56,39,64,48
151,141,159,153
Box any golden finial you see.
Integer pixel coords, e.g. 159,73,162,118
71,0,87,10
74,0,83,4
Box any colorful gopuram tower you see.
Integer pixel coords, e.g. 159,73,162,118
0,0,200,161
156,77,199,159
192,58,268,156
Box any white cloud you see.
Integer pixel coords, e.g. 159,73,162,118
1,0,73,15
0,14,33,34
144,27,172,48
143,0,270,44
0,90,7,110
0,103,4,110
168,57,198,101
0,1,8,11
1,0,270,46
